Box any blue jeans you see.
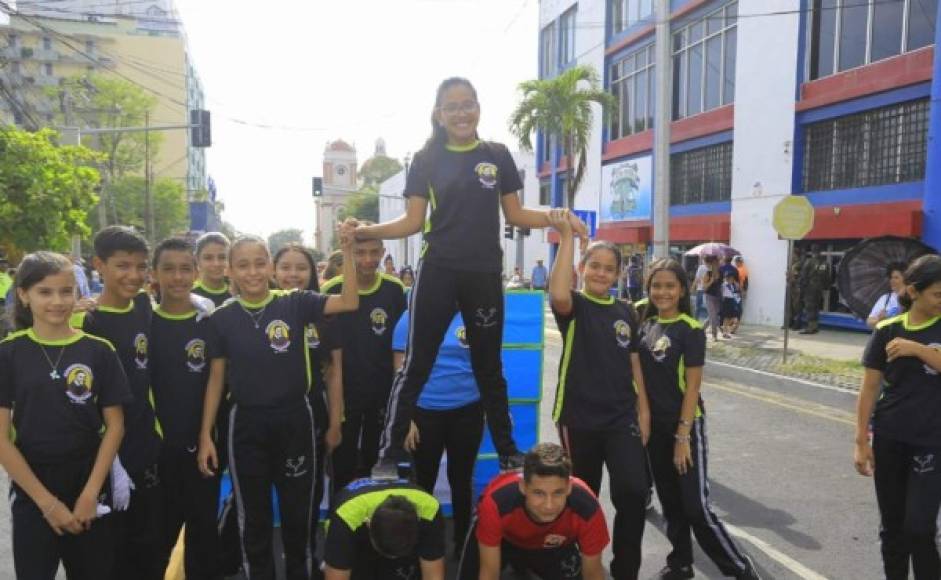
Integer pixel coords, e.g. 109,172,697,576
695,290,707,320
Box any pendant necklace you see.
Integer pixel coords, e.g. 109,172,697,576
39,345,67,380
240,303,267,329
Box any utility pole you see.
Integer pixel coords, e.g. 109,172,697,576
652,0,672,259
144,111,154,243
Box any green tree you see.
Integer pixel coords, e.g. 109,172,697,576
268,228,305,255
509,65,614,208
338,188,379,224
0,127,101,251
101,176,188,241
359,155,403,189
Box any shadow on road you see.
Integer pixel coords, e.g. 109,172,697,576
709,480,822,551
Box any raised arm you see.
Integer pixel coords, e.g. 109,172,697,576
355,197,428,241
548,209,575,316
501,194,588,244
324,224,360,315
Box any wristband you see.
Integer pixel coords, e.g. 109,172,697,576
674,434,691,443
41,499,60,519
678,419,692,427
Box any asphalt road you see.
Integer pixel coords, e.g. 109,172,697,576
0,316,889,579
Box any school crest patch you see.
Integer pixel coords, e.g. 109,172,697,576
370,308,389,336
133,333,148,369
474,162,498,189
614,319,632,348
185,339,206,373
265,320,291,353
306,324,320,349
455,325,469,348
64,364,94,404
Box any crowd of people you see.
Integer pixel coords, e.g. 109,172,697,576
0,74,938,580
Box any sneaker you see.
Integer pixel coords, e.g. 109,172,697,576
735,557,762,580
499,451,525,472
658,565,694,579
371,456,400,480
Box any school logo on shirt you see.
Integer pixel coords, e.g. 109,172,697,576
651,335,672,363
370,308,389,336
306,324,320,349
185,339,206,373
543,534,566,548
925,344,941,376
265,320,291,353
64,364,94,404
133,333,148,369
474,162,498,189
455,326,469,348
614,320,632,348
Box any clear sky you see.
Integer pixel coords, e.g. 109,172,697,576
173,0,538,241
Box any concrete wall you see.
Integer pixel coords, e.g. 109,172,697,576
729,0,801,326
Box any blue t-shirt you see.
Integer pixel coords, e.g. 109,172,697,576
392,311,480,411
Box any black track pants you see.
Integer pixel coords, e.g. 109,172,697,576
228,402,317,580
11,455,115,580
457,519,583,580
160,444,222,580
413,402,484,548
112,462,167,580
379,261,516,460
873,435,941,580
331,405,382,493
648,418,750,577
559,423,648,580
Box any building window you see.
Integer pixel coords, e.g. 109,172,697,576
560,6,577,66
670,141,734,205
539,130,552,165
7,34,17,48
802,98,929,192
810,0,938,80
44,63,53,76
539,181,552,205
42,37,52,50
672,1,737,120
611,0,654,35
541,21,558,77
609,44,655,140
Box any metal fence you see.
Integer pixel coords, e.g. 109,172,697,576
670,140,734,206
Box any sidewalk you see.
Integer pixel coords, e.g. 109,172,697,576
705,323,870,391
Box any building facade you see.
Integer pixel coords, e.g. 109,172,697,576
538,0,939,327
315,139,358,253
0,1,207,199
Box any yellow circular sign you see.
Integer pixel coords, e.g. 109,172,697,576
773,196,815,240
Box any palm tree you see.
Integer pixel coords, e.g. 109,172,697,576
509,64,615,209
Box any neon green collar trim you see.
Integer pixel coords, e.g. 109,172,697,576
445,140,480,152
238,292,274,309
194,280,228,295
98,301,133,314
580,291,614,305
27,328,84,346
903,312,941,331
154,308,197,320
656,315,681,323
359,274,383,295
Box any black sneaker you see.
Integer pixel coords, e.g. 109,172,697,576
658,565,695,580
499,451,525,472
736,557,762,580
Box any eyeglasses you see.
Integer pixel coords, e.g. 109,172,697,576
438,101,479,116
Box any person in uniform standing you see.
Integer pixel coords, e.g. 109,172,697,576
799,245,830,335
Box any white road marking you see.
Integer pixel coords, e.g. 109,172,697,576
725,523,830,580
708,360,859,396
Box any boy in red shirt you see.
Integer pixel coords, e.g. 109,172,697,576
458,443,609,580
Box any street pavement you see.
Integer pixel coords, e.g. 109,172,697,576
0,312,889,579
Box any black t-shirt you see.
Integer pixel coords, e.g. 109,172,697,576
0,330,131,463
72,292,161,474
322,274,406,409
637,315,706,423
306,320,339,427
719,264,739,283
405,141,523,273
150,308,213,449
552,291,640,430
206,290,328,409
862,313,941,446
324,478,445,570
192,280,232,308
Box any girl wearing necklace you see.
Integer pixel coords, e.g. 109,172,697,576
197,226,359,580
0,252,130,579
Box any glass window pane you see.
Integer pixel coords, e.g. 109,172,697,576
611,82,622,139
726,1,738,25
612,0,623,34
723,26,737,105
673,29,685,52
908,0,938,50
623,55,635,75
690,21,704,44
814,0,838,79
673,53,686,119
871,0,904,62
635,69,647,133
622,77,633,135
705,35,722,110
838,0,869,71
707,8,724,35
640,0,652,20
688,43,703,116
648,64,656,129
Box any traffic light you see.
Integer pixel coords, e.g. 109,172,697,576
504,224,514,239
312,177,323,197
190,109,211,148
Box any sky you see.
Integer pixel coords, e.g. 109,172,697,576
173,0,539,242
